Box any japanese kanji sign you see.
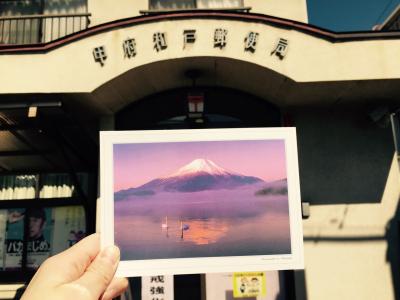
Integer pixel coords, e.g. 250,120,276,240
123,38,137,58
93,46,107,66
271,38,289,59
92,28,290,65
153,32,167,52
142,275,174,300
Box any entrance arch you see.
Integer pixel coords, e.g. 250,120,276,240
113,84,286,300
116,86,281,130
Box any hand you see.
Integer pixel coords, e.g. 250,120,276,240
8,211,24,223
21,234,128,300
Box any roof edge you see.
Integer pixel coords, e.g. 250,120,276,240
1,10,400,54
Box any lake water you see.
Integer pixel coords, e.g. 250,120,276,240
114,185,291,260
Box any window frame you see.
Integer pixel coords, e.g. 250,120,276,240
145,0,250,14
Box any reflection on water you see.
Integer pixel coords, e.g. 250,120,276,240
115,187,292,260
162,218,229,245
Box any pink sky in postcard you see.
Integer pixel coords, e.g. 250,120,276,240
113,140,286,192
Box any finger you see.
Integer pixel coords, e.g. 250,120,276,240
39,233,101,283
73,245,120,299
101,277,129,300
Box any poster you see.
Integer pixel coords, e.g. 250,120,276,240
0,210,7,269
5,209,25,270
233,272,266,298
206,272,284,300
0,206,86,270
52,206,86,255
100,128,304,276
28,206,86,268
26,208,53,269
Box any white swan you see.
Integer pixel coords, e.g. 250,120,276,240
161,216,168,229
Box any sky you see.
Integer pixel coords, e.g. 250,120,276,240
308,0,400,32
113,140,287,191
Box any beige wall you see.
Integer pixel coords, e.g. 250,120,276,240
88,0,147,26
292,108,400,300
88,0,308,27
244,0,308,23
1,18,400,95
302,187,399,300
0,284,25,299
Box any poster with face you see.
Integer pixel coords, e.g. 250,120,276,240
26,208,53,269
0,205,86,270
100,128,304,277
206,271,285,300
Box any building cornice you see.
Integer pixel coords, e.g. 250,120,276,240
1,11,400,54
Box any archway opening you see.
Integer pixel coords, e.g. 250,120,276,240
116,87,281,130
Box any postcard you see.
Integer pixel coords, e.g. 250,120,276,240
100,128,304,277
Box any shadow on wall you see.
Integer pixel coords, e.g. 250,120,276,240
225,290,256,300
13,286,25,300
301,151,400,300
292,270,308,300
386,197,400,300
301,197,400,300
295,108,394,205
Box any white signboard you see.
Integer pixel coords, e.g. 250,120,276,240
142,275,174,300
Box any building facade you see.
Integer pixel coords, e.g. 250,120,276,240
0,0,400,299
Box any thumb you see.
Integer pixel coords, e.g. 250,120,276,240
74,245,120,299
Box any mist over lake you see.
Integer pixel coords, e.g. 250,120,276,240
115,182,291,260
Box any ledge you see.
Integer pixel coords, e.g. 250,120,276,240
140,7,252,14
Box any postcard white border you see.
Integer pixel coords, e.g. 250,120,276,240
100,128,304,277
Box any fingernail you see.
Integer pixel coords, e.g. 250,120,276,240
101,245,120,265
101,289,115,300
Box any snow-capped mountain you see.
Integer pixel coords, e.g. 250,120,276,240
166,158,240,178
115,158,264,197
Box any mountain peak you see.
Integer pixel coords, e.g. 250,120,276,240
167,158,236,178
119,158,265,194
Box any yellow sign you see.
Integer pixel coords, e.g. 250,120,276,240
233,272,266,298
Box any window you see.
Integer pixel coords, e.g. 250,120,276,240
197,0,244,8
0,173,88,200
149,0,244,10
0,0,89,45
0,0,42,44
